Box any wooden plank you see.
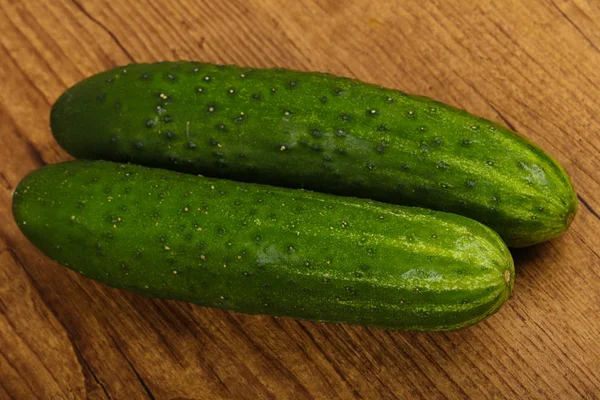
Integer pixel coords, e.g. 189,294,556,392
1,0,599,398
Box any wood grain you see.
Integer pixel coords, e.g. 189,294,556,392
1,0,599,398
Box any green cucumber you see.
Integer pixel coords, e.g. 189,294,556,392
13,160,513,331
50,62,577,247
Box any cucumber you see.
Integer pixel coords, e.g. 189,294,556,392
13,160,514,331
50,62,577,247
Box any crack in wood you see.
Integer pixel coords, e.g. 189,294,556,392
0,172,12,191
110,337,156,400
72,345,112,400
548,0,600,54
488,103,518,132
577,194,600,221
0,108,47,167
460,77,519,132
70,0,134,62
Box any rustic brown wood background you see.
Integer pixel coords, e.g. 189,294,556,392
1,0,599,398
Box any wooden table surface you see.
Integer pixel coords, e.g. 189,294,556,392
1,1,599,398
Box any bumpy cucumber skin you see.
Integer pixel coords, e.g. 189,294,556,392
50,62,577,247
13,161,513,331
